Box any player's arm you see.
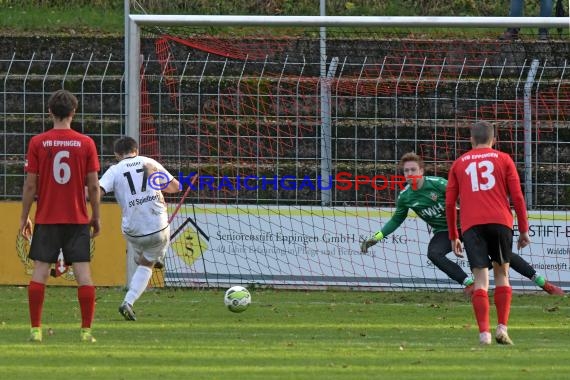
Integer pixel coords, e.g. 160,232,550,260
505,157,530,249
360,200,409,253
86,171,101,237
149,159,180,194
98,166,115,199
380,204,409,238
99,182,109,198
162,177,180,193
445,164,462,255
20,140,38,240
20,172,37,240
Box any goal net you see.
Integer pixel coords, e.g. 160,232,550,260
127,15,570,291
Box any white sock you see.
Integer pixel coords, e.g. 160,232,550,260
124,266,153,306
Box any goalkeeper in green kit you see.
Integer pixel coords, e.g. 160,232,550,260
360,152,563,296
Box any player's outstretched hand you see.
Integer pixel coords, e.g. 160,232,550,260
517,232,530,249
452,239,463,257
360,238,376,253
360,232,383,253
20,217,33,241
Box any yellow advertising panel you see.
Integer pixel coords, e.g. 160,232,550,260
0,202,127,286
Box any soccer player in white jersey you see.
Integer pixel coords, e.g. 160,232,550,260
99,137,180,320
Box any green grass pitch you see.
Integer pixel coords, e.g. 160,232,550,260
0,286,569,379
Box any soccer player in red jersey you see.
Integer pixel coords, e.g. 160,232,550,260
20,89,101,343
446,121,531,346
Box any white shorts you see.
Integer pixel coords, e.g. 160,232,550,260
125,226,170,263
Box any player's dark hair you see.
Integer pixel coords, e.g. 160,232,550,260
48,89,78,120
114,136,138,156
399,152,424,169
471,121,495,145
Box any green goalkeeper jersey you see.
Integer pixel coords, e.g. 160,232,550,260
380,176,452,237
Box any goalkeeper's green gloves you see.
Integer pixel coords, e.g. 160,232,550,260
360,231,384,253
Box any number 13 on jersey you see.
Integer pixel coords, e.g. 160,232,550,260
465,160,496,192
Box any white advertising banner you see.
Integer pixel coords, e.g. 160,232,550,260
165,205,570,291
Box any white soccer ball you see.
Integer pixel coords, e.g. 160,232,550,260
224,286,251,313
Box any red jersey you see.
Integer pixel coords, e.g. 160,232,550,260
25,128,100,224
445,147,528,240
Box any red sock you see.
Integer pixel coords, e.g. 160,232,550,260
472,289,490,333
494,286,512,326
28,281,45,328
78,285,96,329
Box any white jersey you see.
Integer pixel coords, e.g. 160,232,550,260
99,156,174,237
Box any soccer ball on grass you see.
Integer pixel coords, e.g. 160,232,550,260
224,286,251,313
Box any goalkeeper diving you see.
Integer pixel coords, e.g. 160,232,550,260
360,152,563,296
